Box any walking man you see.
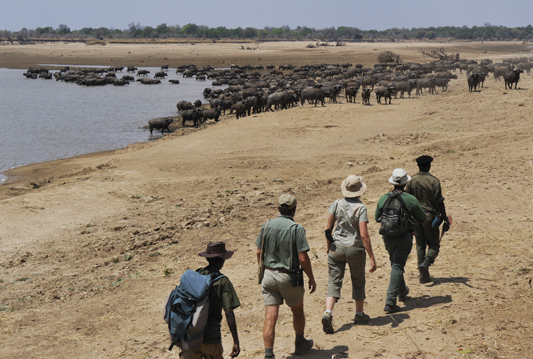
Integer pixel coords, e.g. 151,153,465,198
375,169,426,313
406,155,450,283
180,242,240,359
256,194,316,359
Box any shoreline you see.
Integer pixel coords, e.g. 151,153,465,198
1,41,532,358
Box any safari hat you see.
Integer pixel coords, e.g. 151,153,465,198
278,194,297,209
388,168,411,185
198,242,234,259
341,175,367,198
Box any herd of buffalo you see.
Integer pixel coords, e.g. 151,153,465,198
22,54,532,132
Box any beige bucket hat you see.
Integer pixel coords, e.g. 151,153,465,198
341,175,367,198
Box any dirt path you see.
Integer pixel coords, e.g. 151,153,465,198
0,41,532,359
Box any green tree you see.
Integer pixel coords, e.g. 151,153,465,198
243,27,257,39
182,23,199,36
57,24,71,35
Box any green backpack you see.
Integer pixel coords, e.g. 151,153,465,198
379,191,413,236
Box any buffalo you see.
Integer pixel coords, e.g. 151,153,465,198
149,118,173,134
182,108,202,127
504,69,523,90
361,88,372,105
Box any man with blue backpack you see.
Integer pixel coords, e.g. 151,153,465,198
164,242,240,359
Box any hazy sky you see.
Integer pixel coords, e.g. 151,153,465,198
2,0,532,32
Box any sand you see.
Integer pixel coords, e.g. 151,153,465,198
0,40,532,359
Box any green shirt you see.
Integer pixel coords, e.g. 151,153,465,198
256,215,310,271
405,171,445,214
375,190,426,231
197,266,240,344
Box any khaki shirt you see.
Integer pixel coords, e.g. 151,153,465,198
256,215,310,271
328,198,368,247
405,172,445,214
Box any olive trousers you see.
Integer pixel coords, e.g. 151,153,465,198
383,233,412,306
413,212,440,266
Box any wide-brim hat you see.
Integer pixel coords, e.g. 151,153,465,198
388,168,411,185
198,242,234,259
341,175,367,198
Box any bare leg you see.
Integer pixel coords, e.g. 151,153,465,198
325,297,337,311
291,301,305,335
355,300,364,313
263,305,279,349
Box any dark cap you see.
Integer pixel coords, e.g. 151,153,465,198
416,155,433,166
198,242,234,259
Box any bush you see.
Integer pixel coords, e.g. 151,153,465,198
377,51,401,63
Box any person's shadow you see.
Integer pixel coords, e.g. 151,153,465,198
429,276,474,288
286,344,349,359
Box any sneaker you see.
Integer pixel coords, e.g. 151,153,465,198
399,286,410,302
353,312,371,325
264,356,275,359
294,338,313,355
322,313,334,334
384,304,401,313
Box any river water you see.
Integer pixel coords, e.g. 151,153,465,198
0,67,219,183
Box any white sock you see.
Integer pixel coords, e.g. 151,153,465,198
356,311,364,316
324,310,332,315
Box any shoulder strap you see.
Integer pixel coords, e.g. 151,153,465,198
391,190,413,219
291,223,300,271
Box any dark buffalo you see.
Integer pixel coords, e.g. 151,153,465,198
176,101,194,111
182,109,202,127
231,102,248,119
202,108,221,122
345,86,359,103
504,69,523,90
266,91,290,111
361,88,372,105
149,118,173,134
375,85,395,104
467,73,480,92
154,71,168,79
300,87,325,107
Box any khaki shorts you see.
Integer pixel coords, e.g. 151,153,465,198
180,343,224,359
262,268,305,307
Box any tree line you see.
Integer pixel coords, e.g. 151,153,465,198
2,23,533,42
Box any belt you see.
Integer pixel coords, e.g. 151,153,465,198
266,267,291,274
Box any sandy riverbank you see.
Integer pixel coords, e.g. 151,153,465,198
0,41,532,359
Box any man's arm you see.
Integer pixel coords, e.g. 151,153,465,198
224,307,240,358
439,201,450,231
298,251,316,294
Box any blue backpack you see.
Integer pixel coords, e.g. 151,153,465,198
164,269,225,351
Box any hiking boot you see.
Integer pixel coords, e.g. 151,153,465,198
322,313,334,334
294,338,313,355
384,304,401,314
264,356,275,359
399,286,410,302
419,267,431,284
353,312,371,325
